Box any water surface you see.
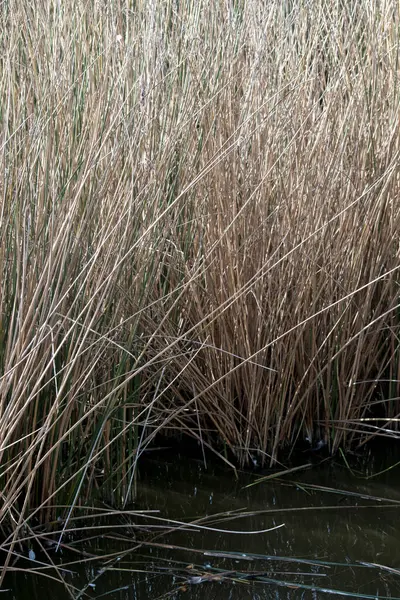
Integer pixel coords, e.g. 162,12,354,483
4,443,400,599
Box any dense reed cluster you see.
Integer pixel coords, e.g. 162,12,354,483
1,0,400,548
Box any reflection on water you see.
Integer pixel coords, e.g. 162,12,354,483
4,442,400,599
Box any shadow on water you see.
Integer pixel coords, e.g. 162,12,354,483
3,442,400,599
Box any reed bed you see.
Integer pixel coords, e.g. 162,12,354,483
1,0,400,551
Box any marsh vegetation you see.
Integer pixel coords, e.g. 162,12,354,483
1,0,400,582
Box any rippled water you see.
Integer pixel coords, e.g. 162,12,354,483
4,442,400,599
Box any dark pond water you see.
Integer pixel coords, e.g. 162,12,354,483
3,442,400,599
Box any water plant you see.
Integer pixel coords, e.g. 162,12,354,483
1,0,400,571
